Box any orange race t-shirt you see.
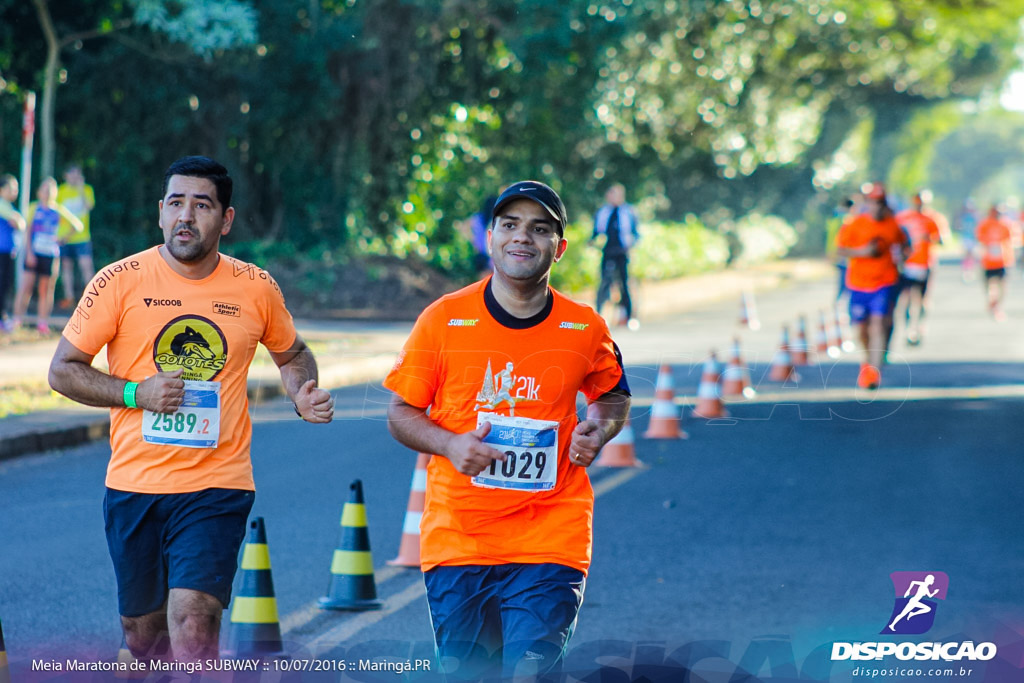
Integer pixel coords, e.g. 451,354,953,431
896,209,941,268
62,246,298,494
836,213,907,291
383,279,627,575
970,220,1011,270
976,218,1013,270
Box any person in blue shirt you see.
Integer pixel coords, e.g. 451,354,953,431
11,177,82,335
591,183,641,330
0,174,26,332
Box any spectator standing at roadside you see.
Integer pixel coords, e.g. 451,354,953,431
0,174,26,332
57,163,97,309
11,177,82,335
591,183,641,330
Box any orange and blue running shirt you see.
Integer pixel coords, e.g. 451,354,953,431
61,246,298,494
896,209,941,269
836,213,907,291
383,279,627,575
975,218,1013,270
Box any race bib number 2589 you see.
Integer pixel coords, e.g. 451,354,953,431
472,412,559,492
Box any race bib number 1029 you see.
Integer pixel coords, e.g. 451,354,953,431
472,412,559,492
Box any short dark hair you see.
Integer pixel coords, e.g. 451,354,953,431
0,174,15,191
162,156,233,211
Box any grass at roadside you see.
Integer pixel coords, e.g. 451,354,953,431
0,380,75,418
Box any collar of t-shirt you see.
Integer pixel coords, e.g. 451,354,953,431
484,278,554,329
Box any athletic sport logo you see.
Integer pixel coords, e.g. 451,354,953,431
153,315,228,381
881,571,949,635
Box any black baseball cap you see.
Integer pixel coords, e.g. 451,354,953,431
492,180,567,236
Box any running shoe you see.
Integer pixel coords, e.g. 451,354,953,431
857,363,880,390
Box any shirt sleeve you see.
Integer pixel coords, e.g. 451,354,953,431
62,269,121,355
383,304,444,410
835,217,858,248
258,270,298,353
580,318,628,401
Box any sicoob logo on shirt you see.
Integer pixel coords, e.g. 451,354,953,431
153,315,228,381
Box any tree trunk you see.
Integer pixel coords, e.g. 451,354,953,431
32,0,60,180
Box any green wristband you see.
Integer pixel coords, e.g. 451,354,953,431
123,381,139,409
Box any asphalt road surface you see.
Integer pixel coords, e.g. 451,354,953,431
2,262,1022,682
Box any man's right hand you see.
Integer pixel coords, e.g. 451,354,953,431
444,422,506,476
136,369,185,414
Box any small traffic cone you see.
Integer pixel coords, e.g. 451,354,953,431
320,480,383,610
224,517,285,658
0,619,9,683
790,315,810,365
388,453,429,568
739,290,761,331
769,326,797,382
721,337,755,399
595,416,642,467
693,351,728,419
827,308,843,359
815,310,830,358
643,365,687,439
835,305,855,353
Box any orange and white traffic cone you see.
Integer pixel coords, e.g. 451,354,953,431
769,326,797,382
739,290,761,331
595,416,642,467
388,453,429,568
790,315,810,366
693,351,728,419
835,305,855,353
643,364,687,439
815,310,830,360
722,337,755,399
827,308,843,359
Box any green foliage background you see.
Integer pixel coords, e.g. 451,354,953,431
1,0,1023,288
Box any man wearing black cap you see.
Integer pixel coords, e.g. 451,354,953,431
385,180,631,680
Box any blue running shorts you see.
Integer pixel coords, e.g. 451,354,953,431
423,563,586,681
103,487,254,617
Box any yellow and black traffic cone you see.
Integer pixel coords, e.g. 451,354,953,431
224,517,285,658
319,480,383,610
0,618,9,683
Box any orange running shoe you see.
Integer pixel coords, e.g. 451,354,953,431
857,363,880,390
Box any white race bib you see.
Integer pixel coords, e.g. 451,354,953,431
472,412,559,492
142,380,220,448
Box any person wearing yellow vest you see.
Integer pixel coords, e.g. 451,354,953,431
56,164,96,309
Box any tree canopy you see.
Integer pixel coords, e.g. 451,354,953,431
1,0,1021,271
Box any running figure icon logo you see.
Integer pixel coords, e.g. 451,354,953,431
881,571,949,635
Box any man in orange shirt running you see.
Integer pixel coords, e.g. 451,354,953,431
835,183,908,389
48,156,335,662
895,191,943,346
385,180,631,680
975,204,1014,321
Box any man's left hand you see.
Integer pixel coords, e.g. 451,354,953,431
295,379,334,423
569,420,605,467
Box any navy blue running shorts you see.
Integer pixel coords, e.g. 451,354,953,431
103,487,255,617
423,563,585,681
